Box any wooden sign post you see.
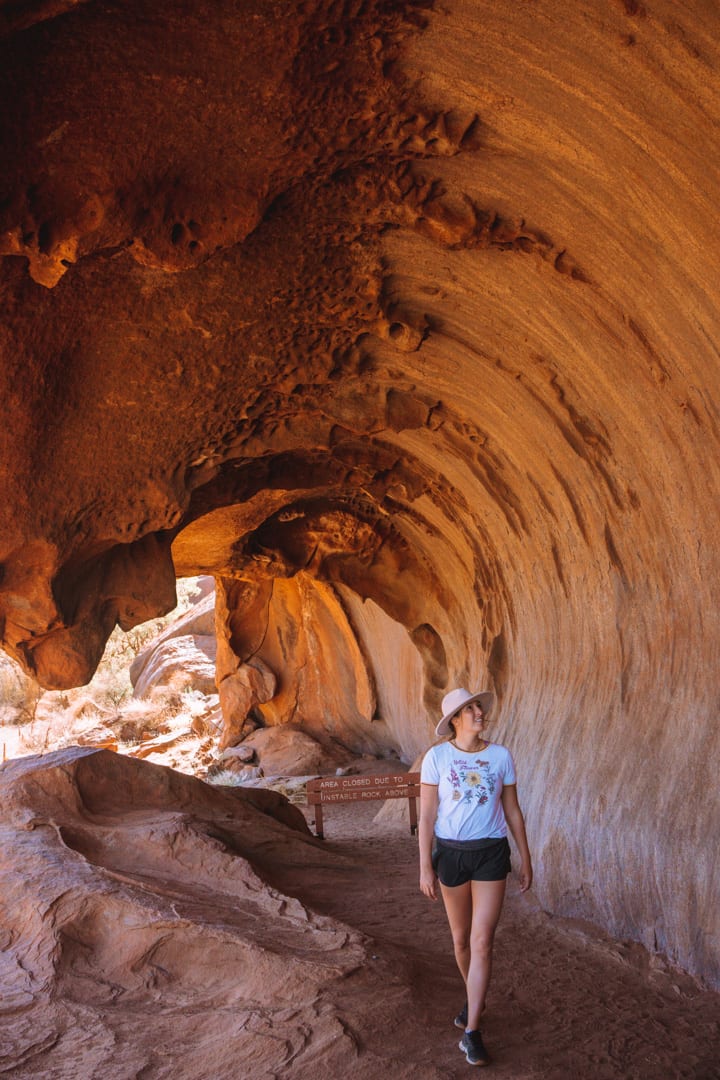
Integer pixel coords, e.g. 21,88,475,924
306,771,421,839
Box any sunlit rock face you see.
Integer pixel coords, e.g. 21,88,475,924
130,581,217,697
1,0,720,986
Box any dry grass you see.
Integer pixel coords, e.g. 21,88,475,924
205,769,313,804
205,769,248,788
0,654,43,725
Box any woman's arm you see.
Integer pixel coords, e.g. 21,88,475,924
501,784,533,892
418,782,439,900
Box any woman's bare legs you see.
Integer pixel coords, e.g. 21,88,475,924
466,879,506,1028
439,880,473,982
440,878,507,1029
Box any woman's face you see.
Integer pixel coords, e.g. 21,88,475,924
456,700,487,735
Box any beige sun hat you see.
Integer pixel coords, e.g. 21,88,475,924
435,687,495,737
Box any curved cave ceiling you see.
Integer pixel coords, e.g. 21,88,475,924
1,0,720,985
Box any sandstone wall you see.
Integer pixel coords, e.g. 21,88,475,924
1,0,719,985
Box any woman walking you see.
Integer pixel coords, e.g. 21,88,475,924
419,687,533,1067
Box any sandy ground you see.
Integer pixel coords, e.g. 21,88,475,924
291,798,720,1080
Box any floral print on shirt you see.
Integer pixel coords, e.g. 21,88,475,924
449,757,496,806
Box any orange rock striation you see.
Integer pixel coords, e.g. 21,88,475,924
1,0,719,990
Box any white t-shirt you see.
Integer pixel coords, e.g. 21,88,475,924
420,740,517,841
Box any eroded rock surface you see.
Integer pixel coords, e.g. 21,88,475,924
1,0,720,989
0,748,390,1078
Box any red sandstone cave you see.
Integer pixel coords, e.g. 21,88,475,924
1,0,719,1062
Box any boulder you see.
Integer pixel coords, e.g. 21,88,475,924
221,744,256,764
130,634,217,698
241,725,353,778
129,587,217,698
75,727,119,752
0,747,376,1076
190,701,223,737
216,656,276,749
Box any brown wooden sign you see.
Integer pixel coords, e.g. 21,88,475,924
306,772,421,839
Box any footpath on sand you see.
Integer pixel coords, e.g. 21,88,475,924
295,800,720,1080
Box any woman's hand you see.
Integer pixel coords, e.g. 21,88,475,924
518,860,533,892
501,784,533,893
418,782,440,901
419,866,438,901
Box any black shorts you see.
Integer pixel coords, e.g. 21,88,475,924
432,836,511,887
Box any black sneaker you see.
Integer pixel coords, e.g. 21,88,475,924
459,1029,490,1066
454,1001,468,1029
